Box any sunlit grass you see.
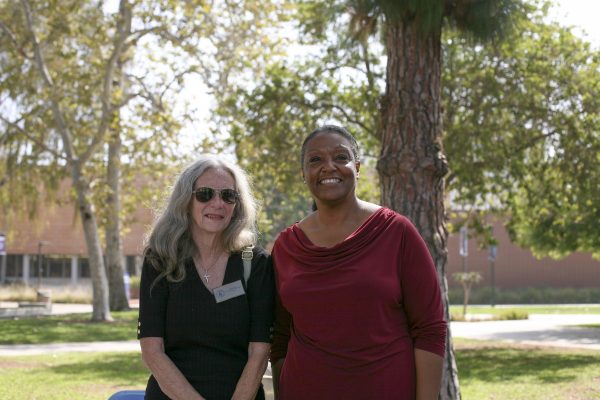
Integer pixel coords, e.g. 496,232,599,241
0,342,598,400
0,352,147,400
450,304,600,315
0,283,92,304
0,311,138,344
454,338,600,399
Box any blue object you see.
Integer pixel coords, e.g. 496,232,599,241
107,390,145,400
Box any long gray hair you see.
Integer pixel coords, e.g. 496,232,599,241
145,155,257,283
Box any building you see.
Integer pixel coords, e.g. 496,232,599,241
2,197,599,290
0,196,152,288
446,217,600,290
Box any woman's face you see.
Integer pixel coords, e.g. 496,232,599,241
190,167,237,238
302,131,360,205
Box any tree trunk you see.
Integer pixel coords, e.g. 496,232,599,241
74,169,112,322
377,20,460,399
106,129,129,311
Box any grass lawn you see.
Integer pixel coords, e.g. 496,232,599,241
451,304,600,315
0,351,147,400
454,338,600,399
0,340,598,400
0,311,138,344
0,351,274,400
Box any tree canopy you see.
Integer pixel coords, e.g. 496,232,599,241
215,0,599,259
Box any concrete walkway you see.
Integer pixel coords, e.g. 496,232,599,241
0,303,599,356
451,313,600,350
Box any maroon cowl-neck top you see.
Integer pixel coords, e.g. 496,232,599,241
271,207,447,400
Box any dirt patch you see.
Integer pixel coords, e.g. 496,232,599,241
0,358,42,368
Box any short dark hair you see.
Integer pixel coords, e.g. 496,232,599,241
300,125,360,168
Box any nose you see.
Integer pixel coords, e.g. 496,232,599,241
208,192,226,206
321,156,336,171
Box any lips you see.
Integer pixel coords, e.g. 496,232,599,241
204,213,224,220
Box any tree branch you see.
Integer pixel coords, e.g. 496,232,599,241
21,0,75,160
81,0,132,164
0,20,33,59
0,114,66,160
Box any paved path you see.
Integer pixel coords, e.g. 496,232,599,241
451,314,600,350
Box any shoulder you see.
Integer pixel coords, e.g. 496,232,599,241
370,207,420,239
273,222,300,245
252,245,269,261
232,245,269,261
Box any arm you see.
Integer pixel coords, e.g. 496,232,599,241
398,218,447,397
140,337,204,400
270,249,292,400
415,348,444,400
231,342,271,400
271,358,285,399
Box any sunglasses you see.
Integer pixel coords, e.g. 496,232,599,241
192,187,239,204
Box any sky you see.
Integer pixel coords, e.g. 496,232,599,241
548,0,600,46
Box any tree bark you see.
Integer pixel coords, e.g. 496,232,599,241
377,20,460,399
106,49,129,311
73,168,112,322
106,128,129,311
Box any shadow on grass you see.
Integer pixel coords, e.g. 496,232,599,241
44,353,148,386
457,346,600,384
0,311,138,344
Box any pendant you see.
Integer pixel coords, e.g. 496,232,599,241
203,273,210,283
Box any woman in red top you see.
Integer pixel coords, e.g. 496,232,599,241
270,125,447,400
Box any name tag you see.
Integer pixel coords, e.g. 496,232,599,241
213,280,246,303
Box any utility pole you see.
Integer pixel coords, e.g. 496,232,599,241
488,244,497,307
36,241,50,289
0,233,6,284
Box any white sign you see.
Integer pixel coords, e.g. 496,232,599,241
0,233,5,255
459,226,468,257
488,245,497,262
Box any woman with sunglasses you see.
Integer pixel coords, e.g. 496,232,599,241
270,125,447,399
138,155,274,400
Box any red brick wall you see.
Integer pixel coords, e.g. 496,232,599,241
446,218,600,289
2,182,153,257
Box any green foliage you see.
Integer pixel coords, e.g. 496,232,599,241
442,2,600,258
448,286,600,305
497,309,529,320
453,272,483,285
214,7,383,241
215,0,598,260
449,308,528,321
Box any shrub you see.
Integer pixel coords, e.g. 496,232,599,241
497,309,529,320
449,287,600,305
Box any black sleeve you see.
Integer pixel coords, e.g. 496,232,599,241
246,248,275,343
137,256,169,339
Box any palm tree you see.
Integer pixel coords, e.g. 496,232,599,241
347,1,525,398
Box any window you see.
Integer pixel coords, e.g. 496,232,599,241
5,254,23,278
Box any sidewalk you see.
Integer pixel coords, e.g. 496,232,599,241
451,314,600,350
0,301,140,356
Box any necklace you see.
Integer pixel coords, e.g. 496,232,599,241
196,253,223,284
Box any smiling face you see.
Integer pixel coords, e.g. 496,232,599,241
190,167,237,239
302,131,360,206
